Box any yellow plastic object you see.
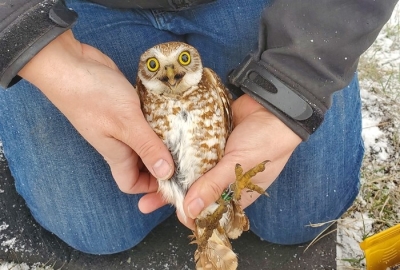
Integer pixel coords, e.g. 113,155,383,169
360,224,400,270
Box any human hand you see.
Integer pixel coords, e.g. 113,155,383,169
180,94,302,229
18,30,174,194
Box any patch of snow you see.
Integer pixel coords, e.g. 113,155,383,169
337,212,374,269
0,223,8,232
0,262,30,270
1,238,16,251
0,222,9,243
0,262,53,270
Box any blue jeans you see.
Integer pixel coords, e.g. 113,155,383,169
0,0,363,254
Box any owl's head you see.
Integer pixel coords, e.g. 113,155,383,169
137,42,203,96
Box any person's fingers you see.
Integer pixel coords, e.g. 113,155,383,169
112,162,159,194
138,192,168,213
139,191,196,230
183,156,239,220
119,111,175,181
18,30,174,196
176,206,196,230
102,142,159,194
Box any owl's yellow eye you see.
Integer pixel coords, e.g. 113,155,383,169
146,57,159,72
178,51,191,66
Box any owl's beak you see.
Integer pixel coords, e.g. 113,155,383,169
166,65,177,86
161,65,185,92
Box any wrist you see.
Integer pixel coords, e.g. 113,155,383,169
19,30,82,86
232,94,303,146
0,0,77,88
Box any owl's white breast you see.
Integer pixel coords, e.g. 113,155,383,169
163,93,219,186
139,65,232,221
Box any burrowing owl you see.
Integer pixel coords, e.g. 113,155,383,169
136,41,232,219
136,42,267,270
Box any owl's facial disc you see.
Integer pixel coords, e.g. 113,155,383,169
138,42,203,96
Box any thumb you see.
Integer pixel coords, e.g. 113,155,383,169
123,112,174,181
184,157,236,220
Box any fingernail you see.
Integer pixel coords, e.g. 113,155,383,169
152,159,172,180
187,198,204,219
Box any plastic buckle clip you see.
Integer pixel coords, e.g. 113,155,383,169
49,0,78,28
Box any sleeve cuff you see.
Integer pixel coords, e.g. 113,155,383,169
228,54,325,141
0,0,78,88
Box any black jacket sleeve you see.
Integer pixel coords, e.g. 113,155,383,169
229,0,398,140
0,0,77,88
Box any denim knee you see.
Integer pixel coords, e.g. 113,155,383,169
29,199,175,255
246,171,360,245
36,215,145,255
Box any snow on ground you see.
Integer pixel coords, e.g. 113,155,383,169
1,3,399,270
337,2,400,270
0,262,52,270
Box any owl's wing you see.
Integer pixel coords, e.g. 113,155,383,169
203,68,233,135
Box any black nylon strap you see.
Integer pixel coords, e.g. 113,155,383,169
228,54,324,139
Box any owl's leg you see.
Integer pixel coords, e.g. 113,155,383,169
192,161,270,269
194,198,228,251
232,160,270,201
193,199,238,270
194,160,269,249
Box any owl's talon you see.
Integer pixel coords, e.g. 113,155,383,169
233,160,270,201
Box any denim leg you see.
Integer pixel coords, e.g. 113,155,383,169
0,2,182,254
245,77,364,244
0,81,175,254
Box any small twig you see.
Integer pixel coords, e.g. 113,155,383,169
306,219,338,228
381,56,400,65
363,121,391,129
379,195,391,218
304,220,337,252
304,228,338,253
